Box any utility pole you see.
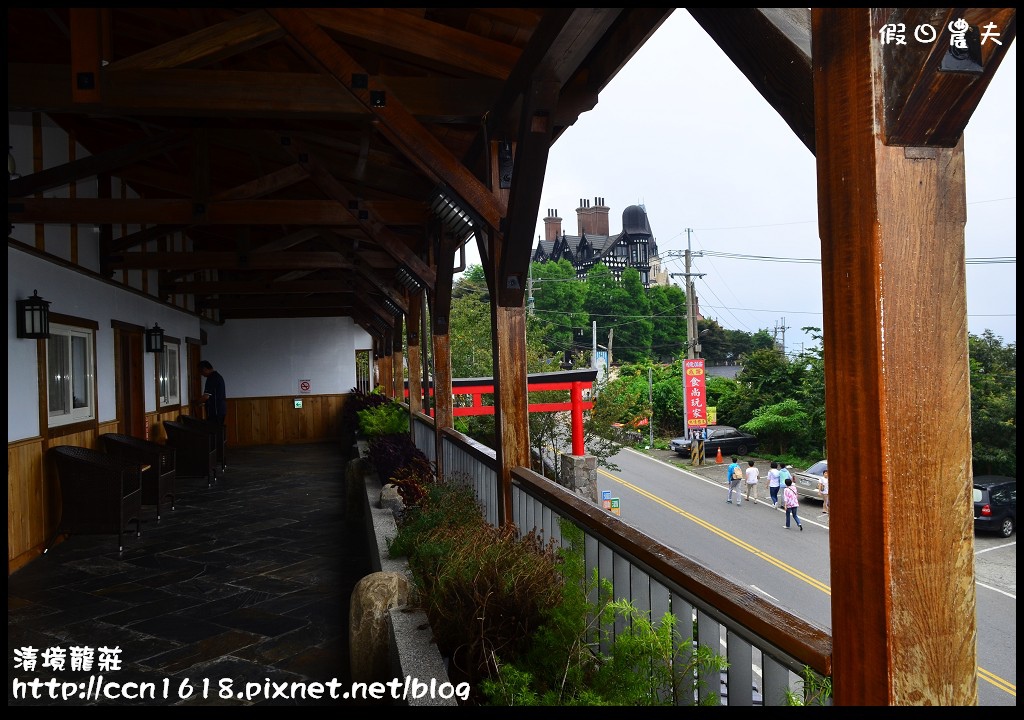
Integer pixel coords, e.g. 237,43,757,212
669,229,704,359
527,259,534,316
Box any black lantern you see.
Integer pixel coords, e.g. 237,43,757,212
145,323,165,353
16,289,50,339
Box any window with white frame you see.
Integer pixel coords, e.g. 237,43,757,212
158,341,181,409
47,323,96,427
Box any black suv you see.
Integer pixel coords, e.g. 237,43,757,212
973,476,1016,537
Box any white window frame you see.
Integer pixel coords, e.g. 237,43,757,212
47,322,96,428
157,341,181,409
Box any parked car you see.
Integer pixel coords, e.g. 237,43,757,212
670,426,758,458
973,476,1016,537
790,459,827,502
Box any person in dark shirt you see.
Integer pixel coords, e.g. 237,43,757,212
199,360,227,466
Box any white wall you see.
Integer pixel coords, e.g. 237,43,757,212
8,246,199,442
9,247,373,442
201,317,372,398
9,110,374,443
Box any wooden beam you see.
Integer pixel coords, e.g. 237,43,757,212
497,77,561,307
7,131,188,198
110,251,355,271
69,9,103,105
813,8,976,705
212,163,311,201
267,8,507,237
106,10,284,70
689,8,815,154
278,136,436,292
9,64,499,121
10,198,385,226
875,8,1017,146
163,280,354,295
305,8,521,81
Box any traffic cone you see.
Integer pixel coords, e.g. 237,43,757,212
715,447,723,464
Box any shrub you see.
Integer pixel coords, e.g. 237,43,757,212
357,401,409,437
389,480,562,703
367,434,430,490
480,520,728,706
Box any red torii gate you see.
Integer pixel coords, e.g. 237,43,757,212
407,369,597,456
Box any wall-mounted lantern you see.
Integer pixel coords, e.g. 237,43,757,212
145,323,165,353
16,290,50,339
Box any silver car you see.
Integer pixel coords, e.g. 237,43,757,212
791,459,827,502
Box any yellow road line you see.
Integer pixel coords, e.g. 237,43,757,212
599,467,1016,699
598,468,831,594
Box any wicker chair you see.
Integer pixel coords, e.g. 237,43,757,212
46,445,143,553
99,433,176,520
179,414,226,471
164,421,217,487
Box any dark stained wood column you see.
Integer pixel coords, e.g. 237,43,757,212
406,293,423,415
813,8,976,705
431,235,458,474
490,302,530,526
392,313,404,401
378,335,393,399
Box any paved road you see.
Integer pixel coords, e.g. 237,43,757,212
602,447,1016,706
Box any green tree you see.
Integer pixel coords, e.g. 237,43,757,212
449,269,494,378
611,267,653,363
739,399,811,455
647,284,689,361
530,259,588,354
969,330,1016,475
584,263,628,363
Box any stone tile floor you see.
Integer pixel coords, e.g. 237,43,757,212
8,442,374,706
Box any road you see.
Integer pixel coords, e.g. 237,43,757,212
595,447,1016,706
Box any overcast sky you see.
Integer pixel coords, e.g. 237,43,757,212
462,10,1017,354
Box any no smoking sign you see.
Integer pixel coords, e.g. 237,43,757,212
298,379,311,394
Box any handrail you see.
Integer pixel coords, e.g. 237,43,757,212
423,423,834,705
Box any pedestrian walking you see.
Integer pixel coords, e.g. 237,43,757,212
744,459,760,503
726,456,743,505
778,464,793,511
819,469,829,514
783,477,803,530
767,462,782,507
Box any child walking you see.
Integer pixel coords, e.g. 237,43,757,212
783,477,803,530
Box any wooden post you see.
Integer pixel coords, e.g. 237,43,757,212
813,8,976,705
406,292,423,415
392,313,404,401
491,303,529,527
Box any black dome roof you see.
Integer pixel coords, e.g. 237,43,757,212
621,205,652,236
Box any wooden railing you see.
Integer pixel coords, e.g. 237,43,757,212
410,416,833,706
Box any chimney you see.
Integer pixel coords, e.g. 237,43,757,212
543,209,562,242
577,196,609,236
593,196,609,236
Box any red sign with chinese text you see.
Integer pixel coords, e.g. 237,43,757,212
683,359,707,427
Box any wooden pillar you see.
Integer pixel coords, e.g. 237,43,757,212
813,8,976,705
431,234,458,475
406,292,423,416
377,336,392,398
392,314,404,401
490,302,529,526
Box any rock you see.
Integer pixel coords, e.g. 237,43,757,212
380,483,404,515
349,571,412,683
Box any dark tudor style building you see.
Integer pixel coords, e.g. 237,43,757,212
533,198,670,288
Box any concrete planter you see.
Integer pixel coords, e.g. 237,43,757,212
348,443,456,707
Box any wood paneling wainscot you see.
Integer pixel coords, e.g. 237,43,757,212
228,394,348,447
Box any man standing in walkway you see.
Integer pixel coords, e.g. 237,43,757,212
200,360,227,466
726,456,743,505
